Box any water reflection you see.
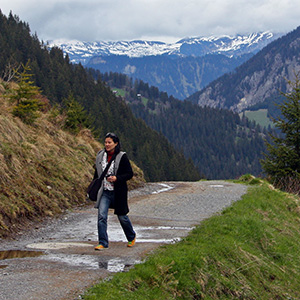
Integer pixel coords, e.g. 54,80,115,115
41,252,140,272
0,249,138,273
98,258,138,272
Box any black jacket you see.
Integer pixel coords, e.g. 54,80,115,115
94,151,133,215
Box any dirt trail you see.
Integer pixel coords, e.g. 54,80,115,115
0,181,247,300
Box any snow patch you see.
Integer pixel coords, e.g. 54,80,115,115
48,31,281,64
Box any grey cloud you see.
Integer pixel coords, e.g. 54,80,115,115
2,0,300,42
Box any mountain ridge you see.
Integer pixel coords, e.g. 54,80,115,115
48,31,283,100
49,31,282,63
87,53,251,100
187,26,300,113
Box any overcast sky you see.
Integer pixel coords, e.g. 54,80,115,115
1,0,300,43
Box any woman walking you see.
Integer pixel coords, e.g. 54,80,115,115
93,132,136,250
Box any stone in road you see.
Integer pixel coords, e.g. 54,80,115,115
0,180,247,300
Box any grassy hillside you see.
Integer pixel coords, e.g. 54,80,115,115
83,177,300,299
241,109,273,128
0,80,145,238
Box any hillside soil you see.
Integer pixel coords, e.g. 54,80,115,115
0,180,247,300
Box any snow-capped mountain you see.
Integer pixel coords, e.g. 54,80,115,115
48,31,283,100
178,32,281,57
49,39,181,64
49,31,282,64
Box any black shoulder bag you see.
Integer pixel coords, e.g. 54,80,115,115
87,153,116,201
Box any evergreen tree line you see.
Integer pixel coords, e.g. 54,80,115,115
0,11,201,182
100,71,272,179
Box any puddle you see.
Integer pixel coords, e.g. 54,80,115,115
25,242,141,271
152,183,174,194
43,253,140,272
0,248,139,272
96,220,192,243
0,250,44,260
36,220,191,246
210,184,224,188
98,258,140,272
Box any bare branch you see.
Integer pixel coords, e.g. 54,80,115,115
1,62,21,82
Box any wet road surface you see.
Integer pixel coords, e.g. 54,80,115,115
0,181,247,300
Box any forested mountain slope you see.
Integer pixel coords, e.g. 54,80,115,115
98,72,270,179
87,53,251,100
187,26,300,114
0,11,200,182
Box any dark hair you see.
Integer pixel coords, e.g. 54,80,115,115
105,132,121,154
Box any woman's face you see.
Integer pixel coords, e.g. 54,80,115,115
105,137,118,153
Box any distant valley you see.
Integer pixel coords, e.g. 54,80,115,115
50,32,282,99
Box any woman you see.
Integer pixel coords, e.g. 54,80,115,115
93,132,136,250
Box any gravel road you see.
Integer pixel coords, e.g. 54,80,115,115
0,180,247,300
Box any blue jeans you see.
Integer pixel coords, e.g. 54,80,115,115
97,190,136,248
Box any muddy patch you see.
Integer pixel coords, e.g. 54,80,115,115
26,242,89,250
0,265,7,269
0,250,44,260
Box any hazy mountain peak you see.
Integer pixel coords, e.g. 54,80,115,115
49,31,282,64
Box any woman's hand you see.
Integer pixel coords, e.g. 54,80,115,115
107,175,117,182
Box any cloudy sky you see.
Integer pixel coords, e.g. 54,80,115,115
1,0,300,43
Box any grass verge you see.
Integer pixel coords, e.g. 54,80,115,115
83,179,300,299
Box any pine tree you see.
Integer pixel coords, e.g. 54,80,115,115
10,61,43,124
261,73,300,188
62,93,92,134
10,61,40,104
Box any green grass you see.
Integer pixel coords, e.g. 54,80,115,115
83,179,300,299
112,88,126,97
242,109,273,128
111,87,149,106
141,96,148,106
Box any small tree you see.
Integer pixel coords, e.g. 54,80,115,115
261,73,300,192
10,62,43,124
62,93,92,134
